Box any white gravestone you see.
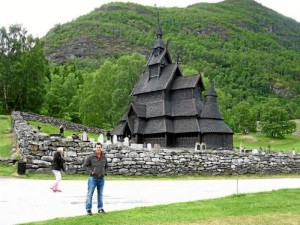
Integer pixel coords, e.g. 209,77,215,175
112,135,118,144
200,143,206,150
123,137,129,146
98,133,104,144
81,131,88,142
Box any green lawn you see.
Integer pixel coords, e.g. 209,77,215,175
28,120,100,140
234,132,300,152
234,119,300,152
0,115,13,157
24,188,300,225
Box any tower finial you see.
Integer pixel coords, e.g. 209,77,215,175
157,7,160,27
155,6,162,38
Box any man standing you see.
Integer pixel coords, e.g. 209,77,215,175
83,142,108,215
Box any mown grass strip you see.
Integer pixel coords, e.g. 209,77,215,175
24,188,300,225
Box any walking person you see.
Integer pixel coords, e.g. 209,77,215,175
51,147,66,192
84,142,108,215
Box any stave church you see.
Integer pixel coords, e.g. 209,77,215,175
111,21,233,149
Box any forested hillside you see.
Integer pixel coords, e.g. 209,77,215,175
1,0,300,136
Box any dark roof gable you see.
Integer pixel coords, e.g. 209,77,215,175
171,74,204,90
132,63,181,95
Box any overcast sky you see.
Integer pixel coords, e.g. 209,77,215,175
1,0,299,38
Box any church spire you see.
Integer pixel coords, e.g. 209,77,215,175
200,79,223,119
153,9,164,49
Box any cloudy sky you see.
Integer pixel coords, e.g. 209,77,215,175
1,0,299,37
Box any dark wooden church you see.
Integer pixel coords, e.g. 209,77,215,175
111,23,233,149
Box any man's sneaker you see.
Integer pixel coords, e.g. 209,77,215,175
87,210,92,215
98,208,105,213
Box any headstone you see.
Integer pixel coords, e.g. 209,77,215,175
82,131,88,142
292,150,296,156
200,142,206,150
98,133,104,144
124,137,129,146
252,149,258,154
147,143,152,150
195,142,201,151
239,145,244,153
153,144,160,149
112,135,118,144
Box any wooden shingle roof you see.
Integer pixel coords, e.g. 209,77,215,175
120,112,128,121
133,118,145,134
143,118,171,134
147,48,167,66
146,101,165,118
199,119,233,134
111,122,126,135
172,99,202,116
131,103,146,118
171,75,204,90
131,64,179,95
200,82,223,119
173,117,200,133
200,101,223,119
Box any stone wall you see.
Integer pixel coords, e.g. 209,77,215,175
19,111,106,134
11,111,300,175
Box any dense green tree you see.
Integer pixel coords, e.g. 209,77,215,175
42,65,81,121
231,101,256,133
260,98,296,138
79,53,145,128
110,53,146,127
0,25,48,113
79,60,118,128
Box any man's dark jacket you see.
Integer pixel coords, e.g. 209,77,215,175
83,152,108,178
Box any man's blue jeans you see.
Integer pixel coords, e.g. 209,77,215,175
85,176,105,210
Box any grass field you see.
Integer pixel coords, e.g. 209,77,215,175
234,119,300,152
233,132,300,152
0,115,13,157
24,188,300,225
28,120,100,140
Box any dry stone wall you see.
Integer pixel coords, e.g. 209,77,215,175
19,111,105,134
11,111,300,175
